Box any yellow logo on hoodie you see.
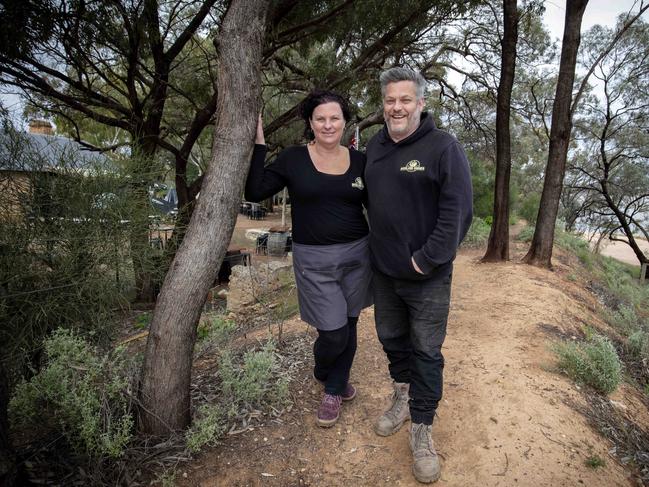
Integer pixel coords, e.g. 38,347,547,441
400,160,425,172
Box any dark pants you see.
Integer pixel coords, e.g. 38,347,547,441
373,270,452,425
313,317,358,395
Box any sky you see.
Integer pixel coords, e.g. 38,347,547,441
543,0,647,41
1,1,648,128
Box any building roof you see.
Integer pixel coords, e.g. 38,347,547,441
0,128,111,174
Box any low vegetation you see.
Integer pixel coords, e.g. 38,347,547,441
554,331,622,394
9,329,137,458
546,225,649,481
187,340,289,452
462,216,491,248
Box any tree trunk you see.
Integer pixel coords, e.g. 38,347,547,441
523,0,589,268
482,0,518,262
138,0,270,435
600,181,649,266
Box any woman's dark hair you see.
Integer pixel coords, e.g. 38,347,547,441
299,89,351,141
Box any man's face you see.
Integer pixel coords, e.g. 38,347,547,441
383,80,425,143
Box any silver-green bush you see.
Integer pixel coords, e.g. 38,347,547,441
186,340,288,452
9,329,136,458
554,333,623,394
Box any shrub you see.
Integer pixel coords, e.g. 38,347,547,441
554,333,622,394
599,257,649,311
9,329,136,458
196,316,237,347
186,403,230,453
186,340,288,452
219,341,288,407
585,455,606,469
554,228,593,267
461,217,491,248
516,225,534,242
627,330,648,359
606,304,642,336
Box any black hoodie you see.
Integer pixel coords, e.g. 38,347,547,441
365,112,473,281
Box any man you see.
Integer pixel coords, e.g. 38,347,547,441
365,67,473,483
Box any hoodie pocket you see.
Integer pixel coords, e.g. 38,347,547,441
370,234,426,280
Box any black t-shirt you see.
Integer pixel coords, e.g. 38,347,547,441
245,144,369,245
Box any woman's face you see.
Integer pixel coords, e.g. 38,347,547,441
309,101,345,146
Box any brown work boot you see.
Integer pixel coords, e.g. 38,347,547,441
410,423,441,483
374,381,410,436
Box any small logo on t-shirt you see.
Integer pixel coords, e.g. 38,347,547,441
400,160,425,172
351,177,364,190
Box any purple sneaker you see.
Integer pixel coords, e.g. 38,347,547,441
312,372,357,402
341,383,356,402
317,393,342,427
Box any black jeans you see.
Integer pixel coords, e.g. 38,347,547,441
313,317,358,395
373,270,452,425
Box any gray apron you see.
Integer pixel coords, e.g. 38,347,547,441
292,235,372,330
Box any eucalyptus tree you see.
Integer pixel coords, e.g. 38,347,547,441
431,0,553,230
568,20,649,266
523,0,649,268
260,0,480,149
482,0,518,262
0,0,225,301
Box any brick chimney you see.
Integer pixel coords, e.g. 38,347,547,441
28,119,54,136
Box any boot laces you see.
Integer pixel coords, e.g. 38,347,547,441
385,386,408,421
412,424,434,454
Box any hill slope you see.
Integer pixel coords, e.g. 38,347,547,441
179,247,644,487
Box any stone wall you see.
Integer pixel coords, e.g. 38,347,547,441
226,260,293,313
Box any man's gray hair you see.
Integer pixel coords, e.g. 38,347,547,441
379,67,426,99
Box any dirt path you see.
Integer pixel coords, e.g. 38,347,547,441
178,245,642,486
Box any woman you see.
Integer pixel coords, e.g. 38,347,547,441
245,90,371,427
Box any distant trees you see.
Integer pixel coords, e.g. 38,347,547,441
524,1,649,267
568,20,649,266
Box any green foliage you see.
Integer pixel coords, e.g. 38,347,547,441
517,192,541,224
186,340,288,452
195,316,237,353
554,333,622,394
219,341,288,407
516,225,535,242
554,228,593,268
468,158,494,219
598,257,649,311
585,455,606,469
0,122,135,370
134,312,152,330
607,305,642,336
627,330,648,359
9,329,136,458
186,402,230,453
462,217,491,248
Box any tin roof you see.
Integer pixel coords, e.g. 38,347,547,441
0,128,111,174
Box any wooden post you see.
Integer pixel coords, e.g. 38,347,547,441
641,263,648,282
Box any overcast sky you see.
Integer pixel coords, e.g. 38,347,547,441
543,0,648,41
